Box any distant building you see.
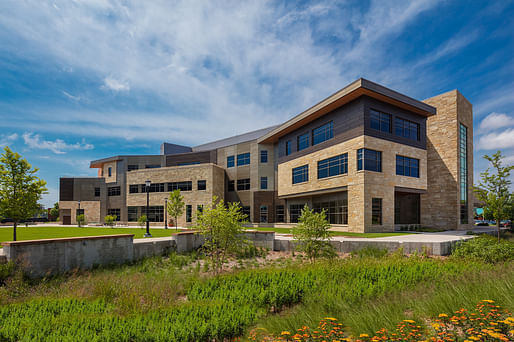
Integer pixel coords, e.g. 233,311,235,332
59,78,474,232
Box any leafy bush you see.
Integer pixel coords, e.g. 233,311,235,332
452,235,514,263
137,215,147,228
293,205,335,261
104,215,116,228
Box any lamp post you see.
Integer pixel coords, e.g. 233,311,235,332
77,200,81,228
144,180,152,237
164,198,168,229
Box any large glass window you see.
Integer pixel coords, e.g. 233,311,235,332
107,208,120,221
197,180,206,190
127,165,139,171
108,186,120,196
228,180,235,192
241,206,251,221
237,152,250,166
94,187,100,197
286,140,292,156
297,132,310,151
372,198,382,225
142,206,164,222
395,118,420,141
168,181,192,192
178,162,200,166
318,153,348,179
128,207,138,222
260,177,268,190
186,205,192,223
227,155,235,168
313,196,348,224
276,205,285,223
260,205,268,223
108,167,112,177
260,150,268,163
460,123,468,224
289,204,304,223
357,149,382,172
237,178,250,191
145,164,161,169
396,155,419,178
129,185,139,194
148,183,165,192
370,109,392,133
292,165,309,184
312,121,334,145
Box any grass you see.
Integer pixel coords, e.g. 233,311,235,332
246,227,412,238
0,226,180,244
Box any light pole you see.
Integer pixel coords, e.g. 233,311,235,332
77,200,81,228
164,198,168,229
144,180,152,237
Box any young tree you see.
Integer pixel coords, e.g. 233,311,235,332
167,189,185,230
76,214,86,227
49,202,59,221
474,151,514,241
104,215,116,228
138,215,147,228
0,147,47,241
194,197,247,274
293,205,335,262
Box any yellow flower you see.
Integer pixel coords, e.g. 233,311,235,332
432,323,440,330
509,330,514,335
281,331,291,335
439,313,448,318
360,333,369,337
324,317,337,321
403,319,415,323
482,300,495,303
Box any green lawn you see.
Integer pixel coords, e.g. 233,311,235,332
246,227,412,238
0,226,179,244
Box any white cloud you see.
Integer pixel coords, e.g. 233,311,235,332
61,90,81,101
22,132,94,154
102,77,130,92
0,133,18,147
476,128,514,150
478,112,514,131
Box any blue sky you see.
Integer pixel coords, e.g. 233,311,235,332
0,0,513,208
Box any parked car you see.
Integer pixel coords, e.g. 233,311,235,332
474,220,489,226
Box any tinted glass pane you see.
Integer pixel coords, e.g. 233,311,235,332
292,165,308,184
237,153,250,166
286,141,292,156
297,133,310,151
312,121,334,145
227,156,235,168
260,150,268,163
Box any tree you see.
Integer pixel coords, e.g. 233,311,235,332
167,189,185,230
194,197,247,274
76,214,86,227
293,205,335,262
474,151,514,241
138,215,147,228
49,202,59,221
0,147,47,241
104,215,116,228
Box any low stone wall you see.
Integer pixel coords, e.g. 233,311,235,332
243,230,275,249
133,238,176,260
2,235,134,277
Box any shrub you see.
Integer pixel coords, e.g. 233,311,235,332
104,215,116,228
0,261,16,285
293,205,335,262
76,214,85,227
138,215,147,228
452,235,514,263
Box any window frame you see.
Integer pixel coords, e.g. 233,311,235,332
370,109,392,133
312,121,334,145
285,140,292,156
197,180,207,191
237,178,251,191
260,150,268,163
292,165,309,184
372,198,382,225
357,148,382,172
237,152,251,166
227,155,235,168
260,176,268,190
396,155,419,178
317,153,348,179
297,132,310,151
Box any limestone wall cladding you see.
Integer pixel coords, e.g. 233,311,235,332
277,135,427,232
102,161,117,184
126,164,225,226
421,90,473,230
58,200,101,224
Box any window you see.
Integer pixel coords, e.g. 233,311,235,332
318,153,348,179
127,165,139,171
241,206,251,221
107,208,120,221
372,198,382,225
286,140,292,156
197,205,203,215
313,195,348,224
370,109,391,133
460,123,468,224
94,187,100,197
108,186,120,196
186,205,192,223
260,177,268,190
260,150,268,163
108,167,112,177
237,152,250,166
276,205,285,223
148,183,165,192
128,207,138,222
297,132,310,151
145,164,161,169
141,206,163,222
357,149,382,172
292,165,309,184
168,181,192,192
197,180,206,190
289,204,304,223
312,121,334,145
129,185,139,194
228,180,235,192
395,117,420,141
237,178,250,191
260,205,268,223
396,156,419,178
227,155,235,168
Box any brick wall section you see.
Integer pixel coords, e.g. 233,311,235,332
421,90,473,230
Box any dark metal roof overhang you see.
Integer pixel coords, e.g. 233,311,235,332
258,78,436,144
278,186,348,199
394,186,427,194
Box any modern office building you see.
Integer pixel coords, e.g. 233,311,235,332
59,79,474,232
